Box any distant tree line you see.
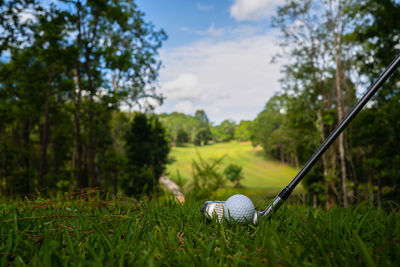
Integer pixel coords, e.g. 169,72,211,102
0,0,169,197
159,111,253,146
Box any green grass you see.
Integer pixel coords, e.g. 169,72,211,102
167,142,300,192
1,194,399,266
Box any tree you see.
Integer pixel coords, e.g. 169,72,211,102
213,120,236,142
349,0,400,204
272,0,359,207
234,120,252,141
194,110,212,145
67,0,167,187
0,3,76,194
124,113,170,197
0,0,36,54
326,0,351,207
0,0,167,196
188,155,225,200
224,164,244,188
176,128,189,146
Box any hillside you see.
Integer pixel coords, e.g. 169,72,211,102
166,141,300,193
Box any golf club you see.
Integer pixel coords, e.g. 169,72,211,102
201,53,400,225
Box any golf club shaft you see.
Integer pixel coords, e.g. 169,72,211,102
265,53,400,214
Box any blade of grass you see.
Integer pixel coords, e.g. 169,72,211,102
353,231,376,267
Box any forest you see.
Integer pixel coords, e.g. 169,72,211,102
0,0,168,196
250,0,400,207
1,0,400,208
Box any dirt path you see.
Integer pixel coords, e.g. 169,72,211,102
159,176,185,203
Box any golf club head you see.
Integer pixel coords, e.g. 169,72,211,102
201,201,225,222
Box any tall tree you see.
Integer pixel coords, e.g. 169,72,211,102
273,0,338,206
194,110,212,145
0,0,167,196
124,113,170,197
327,0,349,207
67,0,167,187
350,0,400,204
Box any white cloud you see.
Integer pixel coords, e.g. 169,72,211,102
163,73,203,101
230,0,286,21
196,23,225,37
197,3,214,12
156,27,284,123
174,101,195,114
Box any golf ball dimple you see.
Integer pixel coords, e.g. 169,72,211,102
224,194,255,224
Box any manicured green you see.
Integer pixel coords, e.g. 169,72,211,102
167,142,300,192
0,195,399,266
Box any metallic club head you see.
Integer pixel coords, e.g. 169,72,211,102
201,201,225,222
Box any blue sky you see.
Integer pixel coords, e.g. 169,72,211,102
136,0,286,124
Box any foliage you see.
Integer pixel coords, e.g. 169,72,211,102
0,196,399,265
213,120,236,142
194,110,212,146
187,155,225,200
224,163,244,188
348,0,400,204
0,0,166,196
175,128,189,146
159,111,212,146
124,113,170,197
234,120,252,141
257,0,400,206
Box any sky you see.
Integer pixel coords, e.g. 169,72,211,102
136,0,286,124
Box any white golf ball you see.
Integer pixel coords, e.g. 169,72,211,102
224,194,255,224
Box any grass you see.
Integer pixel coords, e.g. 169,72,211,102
167,142,300,192
1,192,399,266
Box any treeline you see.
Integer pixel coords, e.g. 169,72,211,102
0,0,169,196
159,111,252,146
251,0,400,206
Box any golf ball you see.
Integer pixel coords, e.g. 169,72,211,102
224,194,255,224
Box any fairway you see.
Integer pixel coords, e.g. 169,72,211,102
166,142,300,192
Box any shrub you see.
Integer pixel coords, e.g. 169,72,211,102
224,163,244,188
187,155,225,200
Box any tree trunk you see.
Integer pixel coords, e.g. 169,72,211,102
113,170,118,197
74,3,87,188
83,12,100,188
112,73,119,196
87,74,96,187
317,110,335,209
279,144,285,163
313,193,318,208
38,66,56,189
348,141,359,204
73,66,86,187
377,175,382,208
333,0,348,207
23,120,31,194
367,174,373,202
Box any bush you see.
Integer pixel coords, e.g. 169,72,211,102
122,167,156,197
187,155,225,200
224,163,244,188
